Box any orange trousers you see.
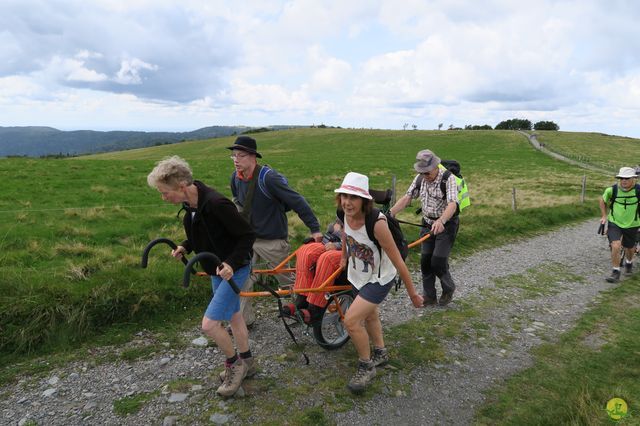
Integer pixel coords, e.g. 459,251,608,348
293,243,342,308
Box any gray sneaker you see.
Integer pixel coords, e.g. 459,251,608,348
347,360,376,394
625,261,633,275
371,347,389,367
219,357,256,382
606,269,621,283
216,359,248,397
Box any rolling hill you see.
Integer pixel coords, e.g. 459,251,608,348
0,125,303,157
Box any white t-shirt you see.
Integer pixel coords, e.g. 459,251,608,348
344,213,397,289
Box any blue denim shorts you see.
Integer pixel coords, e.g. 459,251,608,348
204,264,251,321
353,279,394,304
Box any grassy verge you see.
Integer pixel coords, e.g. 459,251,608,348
475,274,640,425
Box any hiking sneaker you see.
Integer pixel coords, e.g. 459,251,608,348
219,357,256,382
439,291,454,306
606,269,621,283
371,347,389,367
624,261,633,275
279,303,296,317
347,360,376,394
216,359,248,397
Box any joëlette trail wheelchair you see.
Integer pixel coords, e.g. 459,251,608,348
141,188,429,351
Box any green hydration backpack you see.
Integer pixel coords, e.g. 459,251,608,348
414,159,470,215
609,183,640,221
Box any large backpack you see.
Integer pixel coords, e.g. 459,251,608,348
337,207,409,277
609,183,640,221
413,159,470,215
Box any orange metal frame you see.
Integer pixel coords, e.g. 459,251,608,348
194,233,430,298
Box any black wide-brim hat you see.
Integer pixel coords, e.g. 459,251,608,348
226,136,262,158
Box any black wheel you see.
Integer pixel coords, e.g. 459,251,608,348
312,291,354,350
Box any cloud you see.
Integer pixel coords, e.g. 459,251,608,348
1,1,239,102
114,58,159,85
1,1,640,137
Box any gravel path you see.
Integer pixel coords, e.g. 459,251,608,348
1,218,616,425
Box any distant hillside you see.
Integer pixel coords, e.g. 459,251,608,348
0,125,304,157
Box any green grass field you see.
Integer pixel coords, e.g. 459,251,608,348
0,128,622,369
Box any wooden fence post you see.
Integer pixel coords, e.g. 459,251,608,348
581,175,586,203
512,187,517,212
391,175,397,206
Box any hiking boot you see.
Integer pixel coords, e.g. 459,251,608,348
216,359,248,397
624,261,633,275
422,296,437,307
347,360,376,394
606,269,621,283
294,294,309,310
439,291,454,306
219,357,256,382
371,347,389,367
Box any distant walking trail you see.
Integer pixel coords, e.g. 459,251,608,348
519,130,611,175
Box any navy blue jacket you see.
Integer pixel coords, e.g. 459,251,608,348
230,166,320,240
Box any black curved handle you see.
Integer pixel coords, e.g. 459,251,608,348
141,238,189,268
182,252,240,293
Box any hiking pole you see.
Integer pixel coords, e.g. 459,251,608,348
182,252,240,293
597,222,605,235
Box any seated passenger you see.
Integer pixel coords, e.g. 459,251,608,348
281,219,344,323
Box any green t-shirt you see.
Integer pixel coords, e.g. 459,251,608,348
603,185,640,228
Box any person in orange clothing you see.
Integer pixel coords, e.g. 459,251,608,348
281,219,344,323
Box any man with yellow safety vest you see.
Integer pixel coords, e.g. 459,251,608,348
390,149,468,307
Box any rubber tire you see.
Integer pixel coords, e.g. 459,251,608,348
312,291,355,350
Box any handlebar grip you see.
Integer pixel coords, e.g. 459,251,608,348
182,252,240,294
141,238,189,268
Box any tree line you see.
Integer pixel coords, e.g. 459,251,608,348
439,119,560,131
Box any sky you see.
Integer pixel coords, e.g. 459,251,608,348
1,0,640,137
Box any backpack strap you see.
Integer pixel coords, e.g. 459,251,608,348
237,165,260,222
257,165,272,199
636,183,640,220
411,175,423,198
440,170,451,200
440,170,460,217
364,208,387,278
609,184,618,216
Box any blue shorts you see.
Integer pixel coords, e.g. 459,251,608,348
353,279,394,305
204,264,251,321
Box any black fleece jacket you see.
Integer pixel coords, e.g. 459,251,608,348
180,181,255,275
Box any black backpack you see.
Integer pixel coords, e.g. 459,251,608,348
609,183,640,220
337,207,409,277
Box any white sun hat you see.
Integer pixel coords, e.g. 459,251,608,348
334,172,373,199
615,167,638,179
